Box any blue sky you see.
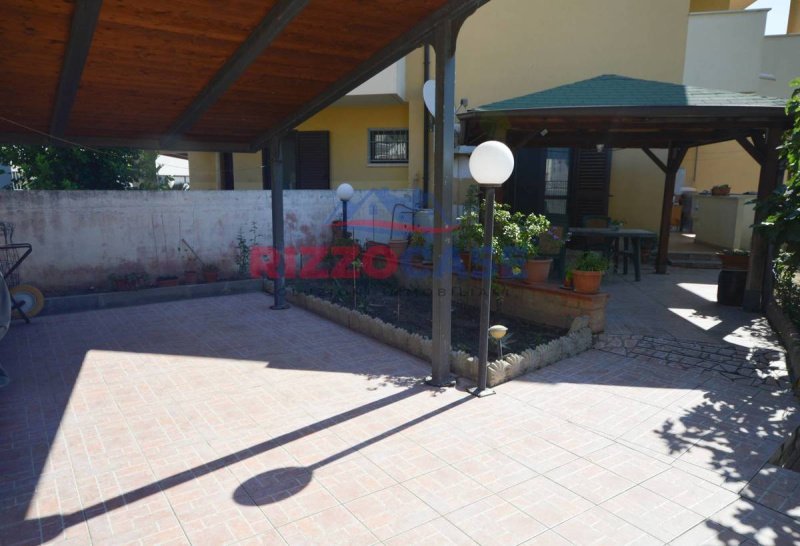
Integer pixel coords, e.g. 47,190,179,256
747,0,790,34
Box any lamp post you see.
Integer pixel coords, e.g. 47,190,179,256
467,141,514,398
336,183,354,238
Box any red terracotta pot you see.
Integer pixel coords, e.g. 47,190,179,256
573,270,603,294
524,258,552,284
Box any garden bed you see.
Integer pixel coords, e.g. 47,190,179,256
285,278,593,387
290,278,564,359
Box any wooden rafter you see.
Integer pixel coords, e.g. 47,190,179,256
50,0,103,139
161,0,311,147
249,0,488,150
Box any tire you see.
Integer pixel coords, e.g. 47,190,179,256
10,284,44,319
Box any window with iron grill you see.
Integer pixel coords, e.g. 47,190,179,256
368,129,409,164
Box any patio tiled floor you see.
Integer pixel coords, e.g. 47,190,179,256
2,285,800,545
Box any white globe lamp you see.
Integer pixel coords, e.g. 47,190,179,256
336,183,354,238
469,141,515,187
335,183,354,202
468,140,514,399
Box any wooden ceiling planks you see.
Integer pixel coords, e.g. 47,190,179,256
66,0,277,138
1,0,461,149
186,0,449,143
0,1,74,135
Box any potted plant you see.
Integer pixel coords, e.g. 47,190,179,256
711,184,731,196
408,231,426,264
156,275,180,288
572,252,609,294
492,203,522,278
563,269,574,290
455,207,483,272
521,214,557,284
109,271,148,291
184,257,198,284
718,249,750,270
202,263,220,283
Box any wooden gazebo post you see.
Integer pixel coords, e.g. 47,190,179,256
742,129,784,311
643,146,688,274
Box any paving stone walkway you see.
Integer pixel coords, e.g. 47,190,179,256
1,268,800,545
595,334,789,390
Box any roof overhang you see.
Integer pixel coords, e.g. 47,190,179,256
460,105,791,149
1,0,488,152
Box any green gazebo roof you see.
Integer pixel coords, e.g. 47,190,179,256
475,74,787,112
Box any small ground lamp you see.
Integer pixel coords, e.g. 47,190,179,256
468,141,515,398
489,324,509,359
336,183,354,238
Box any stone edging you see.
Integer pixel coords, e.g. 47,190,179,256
285,288,593,388
766,300,800,392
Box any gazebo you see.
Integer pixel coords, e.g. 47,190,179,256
459,74,791,311
0,0,492,386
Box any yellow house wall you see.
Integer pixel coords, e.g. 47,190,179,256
689,0,756,11
456,0,690,232
608,149,672,233
187,0,690,233
791,0,800,33
296,103,410,190
187,152,219,190
682,142,760,194
231,152,263,190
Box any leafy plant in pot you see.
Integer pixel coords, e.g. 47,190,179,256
492,203,525,278
521,214,559,284
408,231,426,264
156,275,180,288
455,207,483,272
711,184,731,196
202,263,220,283
572,252,609,294
109,271,148,291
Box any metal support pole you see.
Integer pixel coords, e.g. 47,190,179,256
469,187,496,397
342,200,348,238
270,136,290,310
427,19,457,388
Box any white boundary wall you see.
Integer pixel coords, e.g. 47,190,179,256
0,189,417,291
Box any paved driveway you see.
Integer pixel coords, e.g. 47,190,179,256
1,286,799,545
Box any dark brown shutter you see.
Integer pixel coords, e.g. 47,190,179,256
295,131,330,189
569,147,611,226
220,152,234,190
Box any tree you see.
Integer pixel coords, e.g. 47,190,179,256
0,145,157,190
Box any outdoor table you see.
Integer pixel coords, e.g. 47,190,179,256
568,227,657,281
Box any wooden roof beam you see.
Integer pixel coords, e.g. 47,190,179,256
50,0,103,140
736,135,766,165
161,0,311,148
642,148,667,173
249,0,489,151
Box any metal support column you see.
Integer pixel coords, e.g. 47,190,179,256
743,129,783,311
427,19,457,387
270,136,290,310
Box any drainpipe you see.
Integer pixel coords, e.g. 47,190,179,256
422,44,431,208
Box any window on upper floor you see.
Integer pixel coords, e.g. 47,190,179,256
368,129,409,165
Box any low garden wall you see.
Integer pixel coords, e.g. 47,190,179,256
0,189,417,292
285,287,593,388
396,264,610,333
